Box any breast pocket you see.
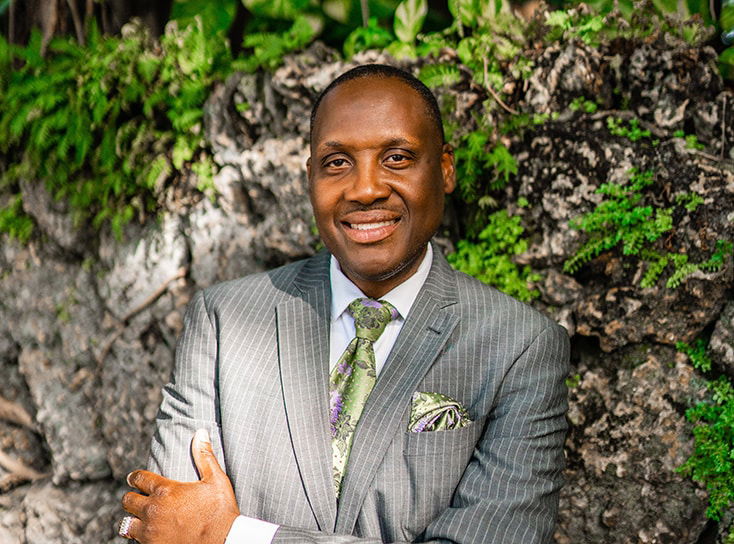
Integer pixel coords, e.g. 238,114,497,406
403,415,487,457
397,416,488,537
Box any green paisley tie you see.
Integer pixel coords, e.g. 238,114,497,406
329,298,398,497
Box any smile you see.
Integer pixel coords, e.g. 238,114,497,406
342,217,400,244
349,220,397,230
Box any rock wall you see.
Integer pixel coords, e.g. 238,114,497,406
0,35,732,543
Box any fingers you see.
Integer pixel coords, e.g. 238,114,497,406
121,491,150,518
191,428,223,482
127,469,169,496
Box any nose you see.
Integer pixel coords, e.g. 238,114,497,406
343,162,391,204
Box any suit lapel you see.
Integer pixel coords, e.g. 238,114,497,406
335,248,460,534
276,252,337,531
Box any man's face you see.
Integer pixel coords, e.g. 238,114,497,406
308,76,455,298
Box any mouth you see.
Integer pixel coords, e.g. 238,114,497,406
348,219,397,231
341,215,400,243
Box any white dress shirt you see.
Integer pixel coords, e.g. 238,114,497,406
225,245,433,544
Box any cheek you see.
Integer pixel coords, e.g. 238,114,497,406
310,187,339,229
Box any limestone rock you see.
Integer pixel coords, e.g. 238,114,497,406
18,348,110,484
710,301,734,376
95,214,188,321
557,345,709,543
19,180,87,255
22,480,124,544
0,357,47,492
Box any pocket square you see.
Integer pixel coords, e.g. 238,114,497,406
408,392,472,433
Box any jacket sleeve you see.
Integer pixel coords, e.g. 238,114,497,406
147,290,227,480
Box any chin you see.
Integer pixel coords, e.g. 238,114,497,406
353,254,418,284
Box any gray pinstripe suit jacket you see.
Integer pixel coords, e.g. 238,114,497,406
148,245,570,543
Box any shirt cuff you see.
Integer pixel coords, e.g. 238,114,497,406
224,515,279,544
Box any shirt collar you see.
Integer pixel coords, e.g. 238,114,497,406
329,244,433,322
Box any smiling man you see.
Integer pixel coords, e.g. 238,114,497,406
120,64,570,544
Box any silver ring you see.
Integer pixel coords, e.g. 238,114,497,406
118,516,134,538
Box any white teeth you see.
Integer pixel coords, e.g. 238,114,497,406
350,220,395,230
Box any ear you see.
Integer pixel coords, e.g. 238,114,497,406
306,156,312,180
441,144,456,194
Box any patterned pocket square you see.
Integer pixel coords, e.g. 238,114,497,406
408,391,472,433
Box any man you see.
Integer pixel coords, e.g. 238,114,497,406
120,64,570,544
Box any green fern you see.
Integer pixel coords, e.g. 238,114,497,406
607,116,653,142
237,15,317,72
675,192,705,212
564,169,672,274
0,18,234,241
666,254,698,288
640,250,669,288
564,169,729,289
700,240,734,272
677,339,734,526
418,63,462,88
448,210,539,301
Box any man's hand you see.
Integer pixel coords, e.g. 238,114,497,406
120,429,240,544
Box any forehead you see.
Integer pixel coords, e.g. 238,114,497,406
311,77,438,149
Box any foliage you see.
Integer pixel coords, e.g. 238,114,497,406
677,339,734,533
453,131,518,203
343,17,394,58
171,0,238,34
417,63,463,88
394,0,427,44
675,192,704,211
607,117,654,143
638,240,733,288
565,168,732,288
0,196,34,241
563,169,673,273
560,0,716,41
721,46,734,81
0,19,232,239
447,210,540,302
565,373,581,388
237,15,318,71
569,96,599,113
544,10,606,45
677,338,713,372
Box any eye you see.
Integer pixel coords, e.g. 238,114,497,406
384,153,411,166
387,153,410,162
322,156,351,170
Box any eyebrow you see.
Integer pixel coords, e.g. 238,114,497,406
318,137,415,151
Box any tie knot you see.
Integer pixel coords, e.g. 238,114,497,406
348,298,398,342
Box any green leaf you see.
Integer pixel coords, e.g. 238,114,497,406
394,0,428,43
545,11,571,30
719,47,734,81
418,63,461,88
343,17,394,58
448,0,480,28
243,0,310,20
385,41,416,59
170,0,237,34
172,136,195,169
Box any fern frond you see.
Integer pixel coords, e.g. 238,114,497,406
418,63,462,88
